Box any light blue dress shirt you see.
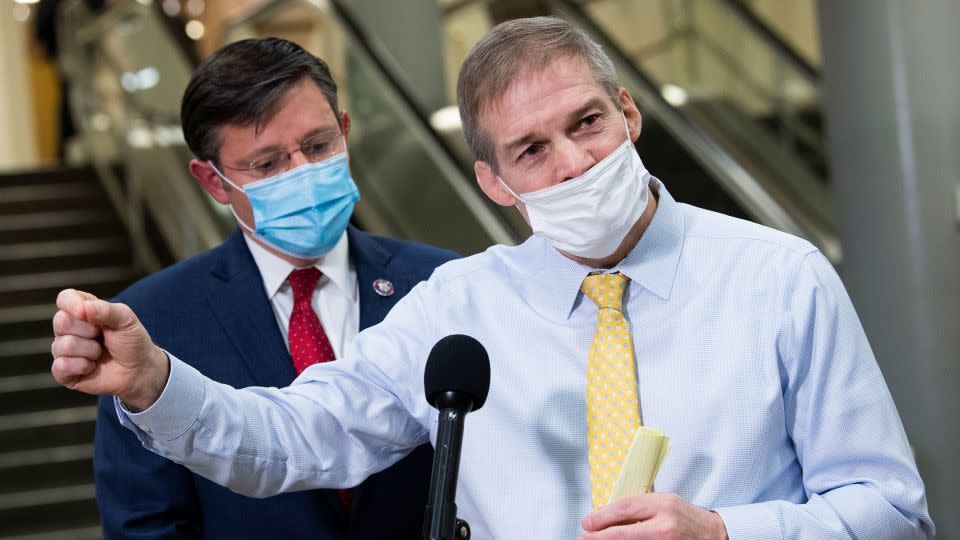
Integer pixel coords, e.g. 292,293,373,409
121,181,933,539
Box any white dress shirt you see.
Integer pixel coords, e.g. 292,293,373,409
122,181,933,539
243,231,358,359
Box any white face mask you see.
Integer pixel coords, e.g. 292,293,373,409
498,122,651,259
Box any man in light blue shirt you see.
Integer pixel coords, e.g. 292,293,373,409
51,17,932,539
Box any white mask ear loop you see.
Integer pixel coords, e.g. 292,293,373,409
207,161,256,234
208,161,245,192
496,173,525,205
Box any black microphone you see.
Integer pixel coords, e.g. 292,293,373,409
422,335,490,540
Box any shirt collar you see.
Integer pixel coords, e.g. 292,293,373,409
538,178,684,318
243,230,356,301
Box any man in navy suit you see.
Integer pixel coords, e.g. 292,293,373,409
93,38,457,539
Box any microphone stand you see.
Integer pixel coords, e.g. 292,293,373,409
423,392,473,540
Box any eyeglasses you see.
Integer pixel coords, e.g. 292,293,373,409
222,130,345,179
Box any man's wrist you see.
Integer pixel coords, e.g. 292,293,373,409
121,346,171,412
711,510,729,540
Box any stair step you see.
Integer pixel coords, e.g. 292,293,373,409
0,406,97,453
0,384,96,415
0,305,56,341
0,238,131,275
0,343,52,378
0,371,93,415
0,210,122,244
0,168,114,539
0,443,92,469
0,444,93,495
0,373,59,392
0,484,99,538
0,525,102,540
0,238,127,260
0,166,99,187
0,266,139,306
0,183,109,215
0,484,95,511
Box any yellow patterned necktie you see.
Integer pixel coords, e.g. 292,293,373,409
581,272,641,508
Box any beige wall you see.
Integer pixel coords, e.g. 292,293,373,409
28,36,60,166
0,7,39,170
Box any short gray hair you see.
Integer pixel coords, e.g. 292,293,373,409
456,17,620,170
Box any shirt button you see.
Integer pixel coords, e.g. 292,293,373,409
139,424,151,433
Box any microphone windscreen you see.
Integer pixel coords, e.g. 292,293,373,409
424,334,490,411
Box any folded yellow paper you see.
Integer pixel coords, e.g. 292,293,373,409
607,426,670,505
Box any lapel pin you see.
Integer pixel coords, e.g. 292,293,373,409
373,278,395,297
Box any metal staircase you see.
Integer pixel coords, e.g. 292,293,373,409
0,167,142,539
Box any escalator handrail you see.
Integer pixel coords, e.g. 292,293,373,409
552,0,841,264
220,0,518,247
59,0,234,267
717,0,820,87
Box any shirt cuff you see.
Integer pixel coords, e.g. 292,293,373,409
714,502,783,540
115,353,207,441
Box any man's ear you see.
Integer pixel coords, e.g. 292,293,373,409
341,111,351,140
475,161,517,206
618,87,642,142
189,159,230,205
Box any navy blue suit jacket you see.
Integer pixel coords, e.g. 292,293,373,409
94,227,458,539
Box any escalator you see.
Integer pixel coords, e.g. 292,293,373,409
564,0,836,262
554,0,839,263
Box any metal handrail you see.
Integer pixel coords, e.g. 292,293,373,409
718,0,820,86
575,0,825,171
59,0,231,270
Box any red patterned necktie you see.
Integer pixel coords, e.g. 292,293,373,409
287,268,336,373
287,268,353,512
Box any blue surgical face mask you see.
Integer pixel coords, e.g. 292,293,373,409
210,151,360,259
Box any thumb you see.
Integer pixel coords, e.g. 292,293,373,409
82,299,139,331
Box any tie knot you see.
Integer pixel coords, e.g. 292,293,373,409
288,267,322,302
581,272,629,311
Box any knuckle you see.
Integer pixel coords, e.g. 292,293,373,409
59,334,79,351
55,289,71,307
52,310,66,333
50,358,66,382
53,310,86,336
662,492,681,511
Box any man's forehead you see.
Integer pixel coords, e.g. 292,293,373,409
217,83,339,160
480,56,606,120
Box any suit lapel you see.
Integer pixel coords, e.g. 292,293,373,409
204,230,297,387
348,227,414,331
205,231,347,520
